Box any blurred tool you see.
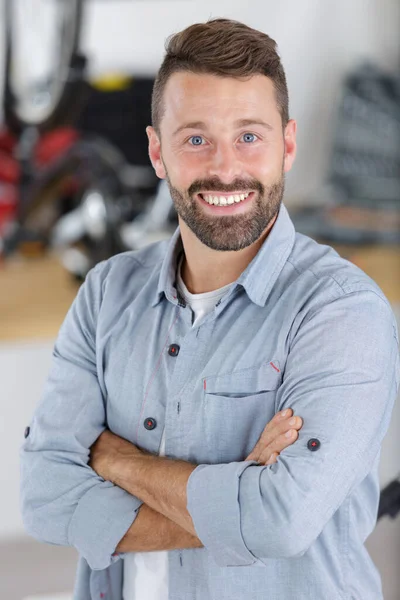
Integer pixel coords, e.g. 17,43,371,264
291,63,400,244
378,475,400,521
0,0,177,278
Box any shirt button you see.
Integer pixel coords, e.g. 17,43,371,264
168,344,180,357
307,438,321,451
144,417,157,430
24,426,30,439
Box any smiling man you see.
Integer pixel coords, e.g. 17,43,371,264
20,18,399,600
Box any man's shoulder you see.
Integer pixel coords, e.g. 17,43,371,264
108,237,171,270
82,238,171,312
288,231,390,307
92,237,170,281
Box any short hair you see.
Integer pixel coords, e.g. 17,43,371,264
151,18,289,135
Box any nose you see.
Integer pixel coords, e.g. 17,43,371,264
207,142,243,183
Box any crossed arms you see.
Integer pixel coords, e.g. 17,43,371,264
87,408,302,553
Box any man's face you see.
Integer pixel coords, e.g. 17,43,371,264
147,72,296,251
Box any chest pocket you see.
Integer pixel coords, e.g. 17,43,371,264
203,361,282,399
200,362,282,464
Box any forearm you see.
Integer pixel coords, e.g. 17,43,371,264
90,432,198,538
116,503,203,552
113,453,198,536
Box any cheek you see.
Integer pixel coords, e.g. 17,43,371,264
242,153,281,182
240,141,283,168
165,149,205,185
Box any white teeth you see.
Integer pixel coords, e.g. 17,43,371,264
202,192,251,206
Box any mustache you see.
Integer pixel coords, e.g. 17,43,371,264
188,177,264,196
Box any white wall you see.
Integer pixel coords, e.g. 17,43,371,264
0,340,53,539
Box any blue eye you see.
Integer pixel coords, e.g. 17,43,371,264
242,133,257,143
189,136,204,146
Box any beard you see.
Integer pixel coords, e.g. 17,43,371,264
164,167,285,252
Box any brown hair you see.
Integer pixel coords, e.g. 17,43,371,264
151,18,289,135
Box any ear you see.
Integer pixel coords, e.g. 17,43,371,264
283,119,297,173
146,126,166,179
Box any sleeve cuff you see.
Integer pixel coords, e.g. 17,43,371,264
186,460,259,567
68,479,143,570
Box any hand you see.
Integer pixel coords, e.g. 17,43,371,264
89,429,145,483
245,408,303,465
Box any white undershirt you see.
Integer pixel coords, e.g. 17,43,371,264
176,255,233,327
122,257,232,600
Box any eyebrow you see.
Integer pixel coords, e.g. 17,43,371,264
172,119,274,136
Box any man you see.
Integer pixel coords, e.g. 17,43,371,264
20,18,399,600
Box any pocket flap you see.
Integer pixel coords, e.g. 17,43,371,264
204,361,281,395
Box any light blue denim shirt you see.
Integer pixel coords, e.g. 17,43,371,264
20,203,400,600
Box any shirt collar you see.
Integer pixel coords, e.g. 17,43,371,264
151,202,296,308
151,226,184,307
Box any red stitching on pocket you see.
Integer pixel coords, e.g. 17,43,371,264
270,362,280,372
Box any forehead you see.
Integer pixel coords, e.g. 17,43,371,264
161,72,280,131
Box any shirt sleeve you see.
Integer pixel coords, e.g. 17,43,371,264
20,260,144,570
186,290,400,566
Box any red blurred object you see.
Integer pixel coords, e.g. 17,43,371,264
0,126,80,240
0,149,20,183
0,128,19,236
0,182,17,234
34,127,79,166
0,128,17,154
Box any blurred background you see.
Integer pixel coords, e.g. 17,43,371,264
0,1,399,599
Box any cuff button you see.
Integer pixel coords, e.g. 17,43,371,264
24,426,30,439
307,438,320,451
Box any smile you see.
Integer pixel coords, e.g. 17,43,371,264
199,192,252,206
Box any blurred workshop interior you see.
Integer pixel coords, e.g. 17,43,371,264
0,1,399,599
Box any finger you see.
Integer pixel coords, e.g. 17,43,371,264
267,428,299,456
272,415,303,442
277,415,303,434
244,451,257,462
246,413,303,463
256,428,298,464
250,409,294,456
265,452,279,465
252,411,302,458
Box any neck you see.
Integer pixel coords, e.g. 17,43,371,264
178,216,277,294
